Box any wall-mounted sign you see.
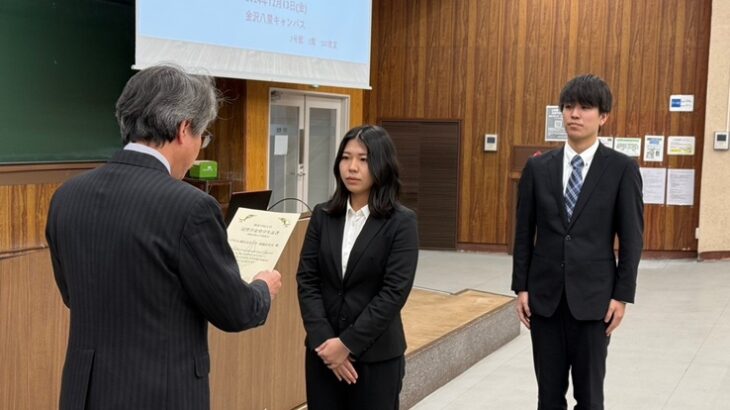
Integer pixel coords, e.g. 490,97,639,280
669,95,694,112
614,137,642,157
545,105,567,141
644,135,665,162
667,136,696,156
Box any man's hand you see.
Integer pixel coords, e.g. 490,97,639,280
604,299,626,336
331,359,358,384
316,337,351,369
252,270,282,300
516,291,531,329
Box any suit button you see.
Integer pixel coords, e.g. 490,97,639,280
340,315,347,321
337,291,343,296
561,262,565,268
565,235,572,241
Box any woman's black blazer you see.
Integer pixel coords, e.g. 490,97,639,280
297,203,419,363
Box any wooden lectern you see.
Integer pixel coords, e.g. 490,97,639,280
0,215,310,410
209,216,309,410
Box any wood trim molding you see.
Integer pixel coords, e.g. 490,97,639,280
456,243,508,253
0,246,48,260
377,117,463,123
641,250,697,260
697,251,730,261
0,163,102,185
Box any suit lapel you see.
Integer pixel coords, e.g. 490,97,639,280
548,148,569,229
343,216,386,283
328,213,345,279
568,143,610,229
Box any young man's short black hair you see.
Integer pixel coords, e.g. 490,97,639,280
559,74,612,114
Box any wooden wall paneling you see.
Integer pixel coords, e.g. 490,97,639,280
460,0,497,245
1,164,98,255
0,251,69,409
244,81,271,191
610,0,631,137
371,0,712,252
0,186,10,251
403,0,422,118
659,0,681,252
459,0,481,245
0,183,60,255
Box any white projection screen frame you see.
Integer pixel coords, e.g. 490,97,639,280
134,1,372,89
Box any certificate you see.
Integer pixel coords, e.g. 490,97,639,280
227,208,300,282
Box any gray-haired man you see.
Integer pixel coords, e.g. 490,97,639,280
46,65,281,410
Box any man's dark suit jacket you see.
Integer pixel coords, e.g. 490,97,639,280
46,150,271,410
511,143,643,320
297,203,418,363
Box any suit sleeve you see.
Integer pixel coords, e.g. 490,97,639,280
511,158,537,293
338,210,419,358
46,198,70,308
613,159,644,303
296,205,337,350
178,195,271,332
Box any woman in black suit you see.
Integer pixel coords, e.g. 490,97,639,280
297,124,419,410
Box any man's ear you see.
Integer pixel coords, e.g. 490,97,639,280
175,120,190,144
599,113,609,126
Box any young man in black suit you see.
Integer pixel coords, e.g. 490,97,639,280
512,74,644,409
46,65,282,410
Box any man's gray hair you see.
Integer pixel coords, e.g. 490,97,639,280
115,64,220,146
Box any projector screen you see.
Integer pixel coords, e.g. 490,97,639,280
135,0,372,89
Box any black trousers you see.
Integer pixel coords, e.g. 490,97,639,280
305,349,405,410
530,294,610,410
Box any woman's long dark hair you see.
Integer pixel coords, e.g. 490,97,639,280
324,124,402,218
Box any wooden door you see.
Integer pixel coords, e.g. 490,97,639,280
382,121,460,249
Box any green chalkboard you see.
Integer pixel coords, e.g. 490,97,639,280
0,1,134,164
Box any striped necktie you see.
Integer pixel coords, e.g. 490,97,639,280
565,155,584,221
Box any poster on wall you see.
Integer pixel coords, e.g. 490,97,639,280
667,136,696,155
613,137,642,157
545,105,567,141
666,169,695,206
643,135,665,162
639,167,666,205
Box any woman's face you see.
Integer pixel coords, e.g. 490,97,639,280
339,138,373,198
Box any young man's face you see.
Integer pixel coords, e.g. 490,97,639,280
562,103,608,144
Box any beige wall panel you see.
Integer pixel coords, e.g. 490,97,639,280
698,0,730,254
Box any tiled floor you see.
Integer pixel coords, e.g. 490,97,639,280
410,251,730,410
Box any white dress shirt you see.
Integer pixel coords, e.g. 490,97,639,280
342,200,370,277
562,139,600,192
124,142,171,174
